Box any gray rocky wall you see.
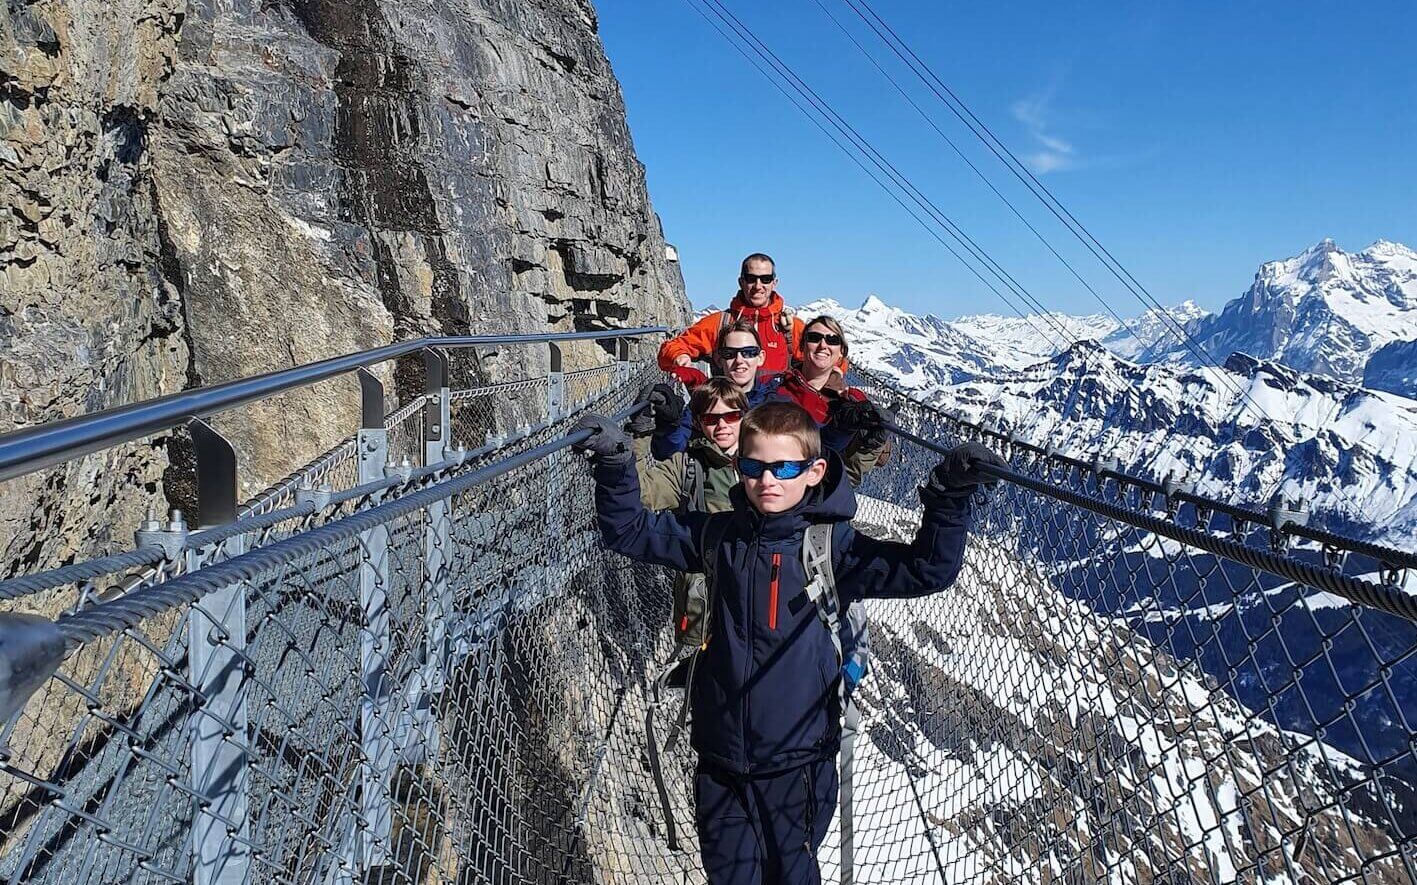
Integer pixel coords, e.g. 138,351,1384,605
1,0,688,579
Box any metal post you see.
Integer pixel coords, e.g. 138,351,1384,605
186,418,250,885
547,341,566,421
422,348,448,467
356,386,394,873
420,351,453,760
615,337,632,385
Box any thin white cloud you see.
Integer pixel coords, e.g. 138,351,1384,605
1025,151,1073,173
1011,92,1076,174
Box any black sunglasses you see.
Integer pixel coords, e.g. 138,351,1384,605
716,345,763,361
804,330,843,346
740,273,776,285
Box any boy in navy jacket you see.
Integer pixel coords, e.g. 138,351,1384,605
572,401,1004,885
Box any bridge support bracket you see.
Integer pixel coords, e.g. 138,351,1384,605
547,341,566,423
614,337,632,385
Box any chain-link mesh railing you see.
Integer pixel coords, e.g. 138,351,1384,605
3,358,1415,884
830,384,1417,884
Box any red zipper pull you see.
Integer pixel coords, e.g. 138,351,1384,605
768,553,781,631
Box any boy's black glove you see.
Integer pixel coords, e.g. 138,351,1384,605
633,383,684,434
626,401,656,437
571,414,632,465
830,398,888,449
930,442,1008,491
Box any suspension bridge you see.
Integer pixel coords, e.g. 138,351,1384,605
0,328,1414,884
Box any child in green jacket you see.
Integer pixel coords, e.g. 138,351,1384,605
632,377,747,514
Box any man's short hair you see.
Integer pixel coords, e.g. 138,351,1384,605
739,252,776,277
717,319,762,351
690,377,749,417
740,401,822,461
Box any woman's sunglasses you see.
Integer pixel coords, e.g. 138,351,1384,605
716,345,763,361
698,409,743,428
736,456,818,480
740,273,776,285
804,331,843,346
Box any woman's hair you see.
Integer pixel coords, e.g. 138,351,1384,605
739,401,822,462
690,377,749,417
716,319,762,351
803,314,849,360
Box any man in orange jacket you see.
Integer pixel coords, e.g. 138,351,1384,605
658,253,806,375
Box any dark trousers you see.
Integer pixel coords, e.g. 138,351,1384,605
694,757,838,885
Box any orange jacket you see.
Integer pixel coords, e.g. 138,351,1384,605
658,292,806,374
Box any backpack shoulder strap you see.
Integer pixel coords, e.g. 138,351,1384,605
801,524,842,659
684,456,706,513
699,512,731,589
803,524,870,691
802,523,836,594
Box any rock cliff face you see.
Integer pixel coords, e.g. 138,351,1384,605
0,0,687,577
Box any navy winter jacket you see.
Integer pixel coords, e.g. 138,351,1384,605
592,452,973,775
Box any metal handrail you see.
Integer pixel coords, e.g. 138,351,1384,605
0,328,667,483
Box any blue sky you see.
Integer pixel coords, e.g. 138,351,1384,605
598,0,1417,318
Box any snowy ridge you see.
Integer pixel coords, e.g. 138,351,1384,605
949,310,1121,368
939,343,1417,548
802,296,1007,389
1144,239,1417,383
799,296,1210,381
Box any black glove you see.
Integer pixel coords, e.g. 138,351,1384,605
638,382,684,432
829,398,883,433
626,404,655,437
930,442,1007,491
865,403,900,450
831,398,887,449
571,414,631,464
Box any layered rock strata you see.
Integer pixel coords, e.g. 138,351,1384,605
0,0,687,578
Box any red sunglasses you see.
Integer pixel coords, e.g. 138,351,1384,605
698,409,744,427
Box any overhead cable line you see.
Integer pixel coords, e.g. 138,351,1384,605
835,0,1246,390
810,0,1303,506
807,0,1150,352
695,0,1078,346
679,0,1078,353
833,0,1288,431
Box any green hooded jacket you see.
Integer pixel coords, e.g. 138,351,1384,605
634,434,738,513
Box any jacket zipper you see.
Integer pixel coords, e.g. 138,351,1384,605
768,553,781,631
741,538,758,772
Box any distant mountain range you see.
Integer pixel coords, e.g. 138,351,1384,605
801,239,1417,549
823,242,1417,827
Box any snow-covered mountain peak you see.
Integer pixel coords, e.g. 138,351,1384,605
1365,238,1417,263
859,293,891,313
1146,239,1417,383
1261,238,1416,310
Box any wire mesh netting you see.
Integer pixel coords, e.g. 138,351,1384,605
2,363,1415,884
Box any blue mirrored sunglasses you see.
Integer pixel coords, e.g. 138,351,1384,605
736,456,818,480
